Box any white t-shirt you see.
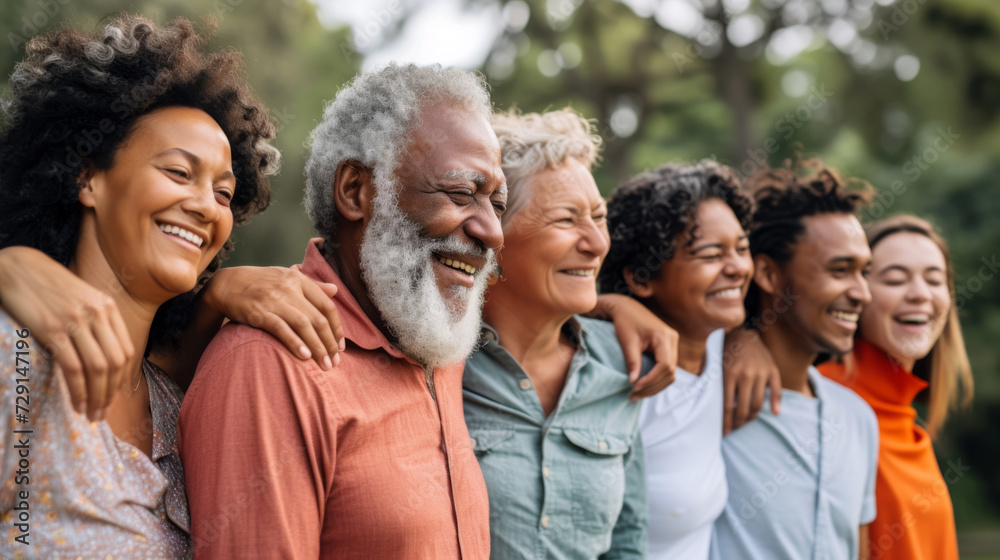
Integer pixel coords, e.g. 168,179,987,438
640,329,727,560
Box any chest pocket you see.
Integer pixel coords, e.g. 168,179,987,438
564,428,631,533
469,428,517,523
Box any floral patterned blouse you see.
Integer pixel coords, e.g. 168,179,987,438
0,310,190,559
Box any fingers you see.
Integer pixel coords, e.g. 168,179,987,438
733,375,754,434
722,370,737,436
744,375,768,427
630,364,670,399
619,332,642,384
68,326,109,422
90,312,128,418
302,281,343,366
769,370,783,415
49,333,87,416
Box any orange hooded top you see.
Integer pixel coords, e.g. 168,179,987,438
820,339,959,560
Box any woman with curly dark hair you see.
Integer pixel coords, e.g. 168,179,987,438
0,14,284,557
598,160,765,559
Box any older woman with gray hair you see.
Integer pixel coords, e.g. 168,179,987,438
463,108,647,559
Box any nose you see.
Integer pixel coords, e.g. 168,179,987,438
724,250,754,280
848,271,873,306
578,219,610,259
905,276,932,302
464,199,504,251
180,179,222,224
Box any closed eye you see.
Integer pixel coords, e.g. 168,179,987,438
165,168,190,180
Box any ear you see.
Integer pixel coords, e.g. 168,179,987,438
623,268,654,298
752,254,782,297
77,164,99,208
333,160,375,223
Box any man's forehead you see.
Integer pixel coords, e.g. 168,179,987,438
800,213,871,259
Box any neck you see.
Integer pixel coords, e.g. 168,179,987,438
676,330,710,375
70,235,158,393
758,315,817,396
483,289,570,364
323,240,396,345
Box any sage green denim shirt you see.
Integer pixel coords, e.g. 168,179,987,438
462,316,647,559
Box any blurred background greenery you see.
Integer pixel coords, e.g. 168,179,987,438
2,0,998,555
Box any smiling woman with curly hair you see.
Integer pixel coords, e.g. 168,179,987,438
0,14,278,557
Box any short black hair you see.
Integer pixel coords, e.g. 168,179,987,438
743,159,873,320
0,15,280,351
599,160,752,297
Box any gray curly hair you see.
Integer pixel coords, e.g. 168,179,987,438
304,63,493,245
490,108,603,222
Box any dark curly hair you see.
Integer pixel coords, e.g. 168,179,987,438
0,15,280,351
743,159,873,320
599,160,752,298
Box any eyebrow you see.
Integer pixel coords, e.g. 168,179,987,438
156,148,234,181
443,169,485,185
828,256,872,266
442,169,507,197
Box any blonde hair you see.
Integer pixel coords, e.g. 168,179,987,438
490,108,603,222
864,214,974,437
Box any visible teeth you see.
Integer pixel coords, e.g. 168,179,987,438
158,223,204,248
436,256,477,275
563,269,594,277
709,288,741,298
898,314,930,325
830,310,859,323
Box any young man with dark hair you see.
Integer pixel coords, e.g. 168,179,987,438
712,164,879,560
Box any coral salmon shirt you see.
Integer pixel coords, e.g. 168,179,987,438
178,239,490,559
820,339,959,560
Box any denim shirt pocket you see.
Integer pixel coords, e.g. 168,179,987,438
563,428,631,534
469,428,518,524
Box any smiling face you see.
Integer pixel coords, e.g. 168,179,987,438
767,213,873,355
390,102,507,316
491,159,609,318
78,106,234,302
860,231,950,369
634,198,752,341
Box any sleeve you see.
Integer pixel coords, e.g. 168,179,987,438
178,328,334,560
601,419,649,560
860,407,879,524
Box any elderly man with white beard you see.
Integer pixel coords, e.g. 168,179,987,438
178,64,505,560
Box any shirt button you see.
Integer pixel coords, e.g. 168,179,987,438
542,467,550,478
598,441,608,452
541,516,550,528
519,379,532,390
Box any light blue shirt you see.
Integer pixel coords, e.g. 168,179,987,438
711,366,878,560
463,316,647,559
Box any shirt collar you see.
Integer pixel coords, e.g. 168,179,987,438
850,338,928,406
479,315,588,352
300,238,408,360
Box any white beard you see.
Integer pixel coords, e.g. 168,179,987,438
359,177,497,368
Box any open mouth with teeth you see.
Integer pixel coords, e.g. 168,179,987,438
560,269,595,277
895,314,931,326
435,255,478,276
829,309,860,324
158,223,204,248
707,287,742,299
